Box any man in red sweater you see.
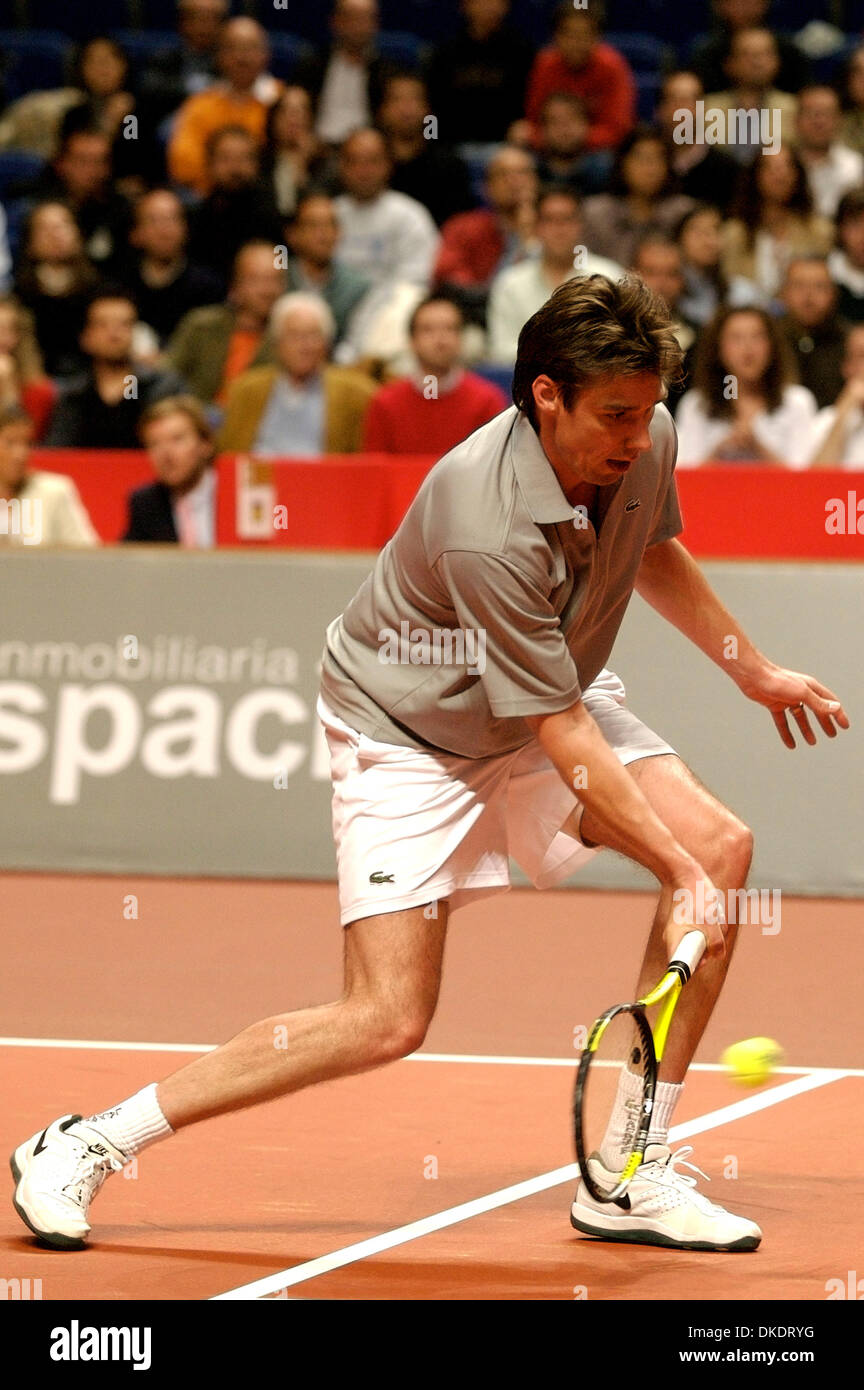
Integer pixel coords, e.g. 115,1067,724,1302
362,294,507,453
524,2,635,152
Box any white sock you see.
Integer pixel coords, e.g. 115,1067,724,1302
599,1066,645,1169
646,1080,683,1150
87,1083,174,1158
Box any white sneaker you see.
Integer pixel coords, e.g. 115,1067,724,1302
571,1144,762,1252
10,1114,127,1249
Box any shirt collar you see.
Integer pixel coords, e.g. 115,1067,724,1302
509,410,580,524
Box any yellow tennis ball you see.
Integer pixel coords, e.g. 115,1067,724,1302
721,1037,785,1087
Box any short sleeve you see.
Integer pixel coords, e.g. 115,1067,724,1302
436,550,582,717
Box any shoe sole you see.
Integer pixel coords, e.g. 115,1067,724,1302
570,1207,761,1253
9,1148,88,1251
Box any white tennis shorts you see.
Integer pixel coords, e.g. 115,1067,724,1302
317,669,676,926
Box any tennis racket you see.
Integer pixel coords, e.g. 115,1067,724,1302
573,929,706,1203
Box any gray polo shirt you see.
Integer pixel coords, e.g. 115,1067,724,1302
319,404,682,757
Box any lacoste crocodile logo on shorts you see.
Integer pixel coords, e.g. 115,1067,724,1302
369,871,395,883
625,498,641,512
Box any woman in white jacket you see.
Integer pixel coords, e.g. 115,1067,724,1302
674,306,817,467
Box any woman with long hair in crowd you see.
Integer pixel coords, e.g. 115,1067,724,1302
674,304,817,466
581,125,694,269
261,85,330,218
720,144,834,302
14,202,99,379
675,202,760,326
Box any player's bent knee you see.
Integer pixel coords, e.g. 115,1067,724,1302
703,814,753,881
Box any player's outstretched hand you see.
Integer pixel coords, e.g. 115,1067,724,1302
736,662,850,749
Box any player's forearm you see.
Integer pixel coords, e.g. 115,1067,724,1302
526,704,698,886
635,538,768,689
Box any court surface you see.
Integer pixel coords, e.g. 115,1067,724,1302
1,872,861,1301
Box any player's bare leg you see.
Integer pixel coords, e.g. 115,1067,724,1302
10,902,449,1247
577,753,753,1082
158,902,450,1127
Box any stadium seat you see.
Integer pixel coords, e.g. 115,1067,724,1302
27,0,134,37
472,363,514,396
0,32,69,104
267,34,316,83
377,31,427,68
636,75,662,123
109,32,178,70
0,151,44,198
379,0,461,42
605,33,673,77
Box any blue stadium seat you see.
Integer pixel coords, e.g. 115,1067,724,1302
379,0,460,42
27,0,134,36
636,75,662,124
0,32,69,104
377,31,427,68
472,362,514,396
0,151,44,198
605,33,673,77
268,34,316,83
605,0,704,58
109,31,178,71
260,1,329,46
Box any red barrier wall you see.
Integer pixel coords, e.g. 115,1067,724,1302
31,449,864,558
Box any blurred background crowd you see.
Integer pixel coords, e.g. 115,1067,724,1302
3,0,864,545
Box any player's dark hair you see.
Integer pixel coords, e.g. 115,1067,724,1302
690,304,796,420
512,274,683,428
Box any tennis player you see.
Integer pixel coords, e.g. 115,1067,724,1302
12,275,848,1253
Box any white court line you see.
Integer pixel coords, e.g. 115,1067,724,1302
1,1038,861,1077
211,1069,849,1301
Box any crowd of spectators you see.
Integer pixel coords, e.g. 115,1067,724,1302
2,0,864,548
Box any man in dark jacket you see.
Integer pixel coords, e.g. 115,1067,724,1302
123,395,217,545
46,291,185,449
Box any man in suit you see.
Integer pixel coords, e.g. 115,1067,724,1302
124,395,217,546
218,292,376,455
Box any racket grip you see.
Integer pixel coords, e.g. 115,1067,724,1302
669,930,706,979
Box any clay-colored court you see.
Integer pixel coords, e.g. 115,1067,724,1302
2,873,861,1300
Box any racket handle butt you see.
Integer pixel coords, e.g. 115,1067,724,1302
669,929,706,979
